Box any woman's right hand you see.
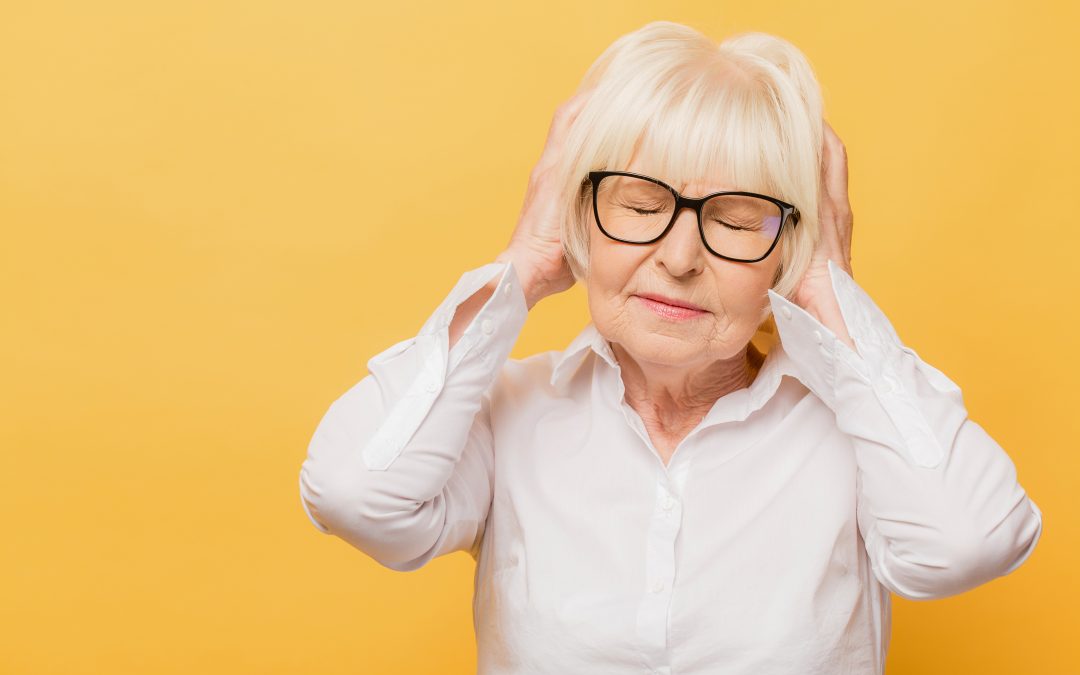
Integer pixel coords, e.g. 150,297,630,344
496,88,594,310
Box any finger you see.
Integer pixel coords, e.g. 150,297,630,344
551,89,592,139
821,121,849,205
567,84,597,108
843,217,853,267
818,141,837,236
822,121,854,266
538,89,594,167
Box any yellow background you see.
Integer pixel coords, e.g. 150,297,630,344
2,1,1076,673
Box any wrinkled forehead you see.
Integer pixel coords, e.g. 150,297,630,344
624,154,738,196
622,130,776,198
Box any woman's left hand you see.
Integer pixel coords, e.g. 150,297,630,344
789,120,858,353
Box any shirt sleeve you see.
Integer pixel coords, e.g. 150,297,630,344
298,260,528,571
767,259,1044,600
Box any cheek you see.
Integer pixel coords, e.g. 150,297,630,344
707,260,778,311
588,230,636,291
697,274,774,352
586,234,644,321
727,274,772,310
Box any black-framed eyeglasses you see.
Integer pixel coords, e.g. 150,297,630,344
587,170,801,263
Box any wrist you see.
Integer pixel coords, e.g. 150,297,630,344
495,249,545,310
802,296,859,356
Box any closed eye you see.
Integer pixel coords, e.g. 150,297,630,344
614,198,667,215
715,219,756,231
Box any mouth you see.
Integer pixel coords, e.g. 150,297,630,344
633,293,708,321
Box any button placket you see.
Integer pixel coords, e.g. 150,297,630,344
636,478,682,660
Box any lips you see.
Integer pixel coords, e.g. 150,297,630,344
635,294,707,321
634,293,705,311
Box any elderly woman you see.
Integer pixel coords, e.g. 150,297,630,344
298,21,1042,675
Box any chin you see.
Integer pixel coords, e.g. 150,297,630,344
623,333,699,366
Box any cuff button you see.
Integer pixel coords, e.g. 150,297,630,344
780,306,793,320
481,318,494,335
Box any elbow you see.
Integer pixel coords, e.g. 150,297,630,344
991,497,1044,577
873,498,1044,601
297,389,443,569
297,460,441,567
932,505,1042,599
299,466,332,534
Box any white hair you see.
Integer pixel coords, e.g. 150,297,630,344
553,21,826,324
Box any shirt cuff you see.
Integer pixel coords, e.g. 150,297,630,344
767,259,960,469
359,260,528,471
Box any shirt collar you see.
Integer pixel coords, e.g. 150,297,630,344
548,322,616,388
549,320,802,424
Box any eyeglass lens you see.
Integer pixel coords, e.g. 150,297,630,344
595,175,784,261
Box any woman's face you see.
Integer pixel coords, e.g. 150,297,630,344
585,158,783,372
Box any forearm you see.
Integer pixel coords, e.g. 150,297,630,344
849,395,1042,599
449,249,550,349
803,292,858,355
494,248,554,311
769,260,1043,599
299,260,529,568
449,276,500,350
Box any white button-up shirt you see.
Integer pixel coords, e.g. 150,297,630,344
299,259,1043,674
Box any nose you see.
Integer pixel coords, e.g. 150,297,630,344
654,207,705,278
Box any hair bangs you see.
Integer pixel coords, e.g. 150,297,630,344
583,71,793,209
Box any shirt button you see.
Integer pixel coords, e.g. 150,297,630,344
424,379,439,393
650,580,664,594
661,496,675,511
481,318,494,335
502,283,511,297
813,329,823,344
780,306,793,320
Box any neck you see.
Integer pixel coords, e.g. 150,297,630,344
612,341,764,434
